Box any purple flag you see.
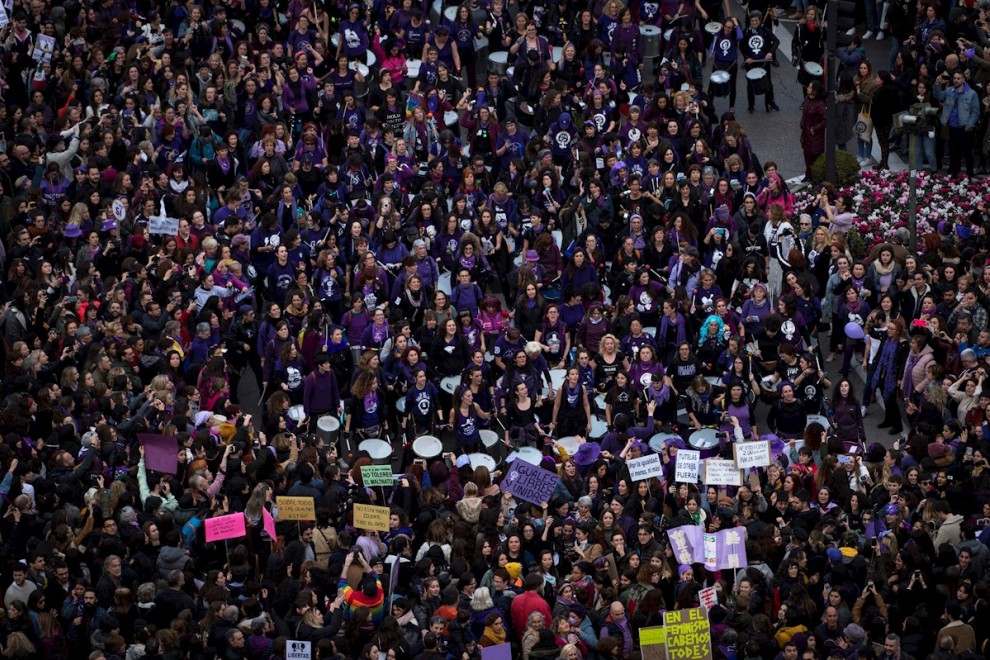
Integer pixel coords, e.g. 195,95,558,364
138,434,178,474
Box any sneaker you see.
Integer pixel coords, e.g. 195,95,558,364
845,27,856,36
860,406,867,417
876,30,885,40
863,30,874,38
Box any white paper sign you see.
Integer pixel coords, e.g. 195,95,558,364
699,586,718,609
627,453,664,482
149,199,180,235
286,640,312,660
704,459,742,487
0,5,9,29
675,449,701,484
734,440,771,470
704,533,717,570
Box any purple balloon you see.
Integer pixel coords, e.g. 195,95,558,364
844,322,865,340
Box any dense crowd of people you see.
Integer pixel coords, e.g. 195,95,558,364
1,0,990,659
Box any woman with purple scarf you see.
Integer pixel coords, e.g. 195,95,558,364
869,318,909,435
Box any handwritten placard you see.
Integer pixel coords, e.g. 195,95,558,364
699,586,718,610
361,464,395,487
502,459,558,504
627,453,664,482
262,507,277,541
276,496,316,521
675,449,701,483
734,440,771,470
640,626,667,660
353,503,390,531
704,459,742,487
205,513,246,542
664,607,712,660
149,214,180,235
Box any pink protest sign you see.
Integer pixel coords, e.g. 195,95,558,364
262,507,277,541
205,513,246,542
138,434,178,474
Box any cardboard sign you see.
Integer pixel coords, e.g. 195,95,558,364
286,640,312,660
675,449,701,483
664,607,713,660
627,453,664,482
138,433,178,474
502,459,558,504
205,513,246,542
149,214,180,235
734,440,771,470
353,503,390,531
640,626,667,660
361,464,395,487
480,644,511,660
704,459,742,487
699,586,719,610
276,496,316,521
262,507,277,541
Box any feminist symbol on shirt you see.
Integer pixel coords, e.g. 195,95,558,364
719,38,731,58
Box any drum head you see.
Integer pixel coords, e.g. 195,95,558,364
705,21,722,34
440,377,460,394
549,369,567,390
649,433,681,454
557,436,580,456
590,416,608,438
746,68,767,80
318,415,340,432
711,71,731,84
804,62,823,76
508,447,542,465
640,25,660,35
689,428,720,450
489,51,508,64
412,435,443,458
287,405,306,422
807,414,831,430
480,429,500,448
359,439,392,460
469,453,497,471
396,398,407,413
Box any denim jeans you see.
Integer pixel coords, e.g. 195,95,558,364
865,0,882,31
856,136,873,160
913,132,938,171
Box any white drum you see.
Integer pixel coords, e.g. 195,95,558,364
443,110,458,127
648,433,681,454
480,429,500,448
663,28,674,43
440,376,460,395
643,326,657,338
351,61,370,98
488,50,509,75
746,67,769,95
549,369,567,392
803,62,824,78
552,46,563,63
444,6,457,22
438,271,452,296
705,21,723,35
557,436,580,456
396,397,407,414
506,66,514,80
359,439,392,464
507,446,542,465
317,415,340,444
406,59,422,79
331,33,340,48
287,405,306,422
484,351,495,363
590,416,608,439
413,435,443,458
640,25,662,59
429,0,442,25
469,453,497,472
366,50,377,68
705,376,723,388
807,414,831,430
710,70,731,97
595,393,607,410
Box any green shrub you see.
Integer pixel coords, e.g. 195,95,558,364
846,228,868,259
811,149,861,187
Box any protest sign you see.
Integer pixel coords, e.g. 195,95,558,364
667,525,704,565
714,527,747,570
733,440,771,470
31,34,55,63
675,449,700,483
627,453,664,482
502,459,558,504
0,4,9,29
704,459,742,487
138,433,178,474
699,586,719,610
262,507,277,541
480,644,511,660
149,214,180,235
361,464,395,487
704,534,717,571
640,626,667,660
664,607,712,660
205,513,246,543
353,503,390,531
276,496,316,521
286,640,312,660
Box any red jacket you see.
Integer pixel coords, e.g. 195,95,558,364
510,590,551,640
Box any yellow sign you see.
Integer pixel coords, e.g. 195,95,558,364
663,608,712,660
640,625,667,660
276,496,316,521
353,503,390,531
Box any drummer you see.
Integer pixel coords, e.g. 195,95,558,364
402,368,444,440
740,11,780,113
709,18,742,114
450,387,492,453
548,367,593,438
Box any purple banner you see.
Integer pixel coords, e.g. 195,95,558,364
502,460,559,504
667,526,747,570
